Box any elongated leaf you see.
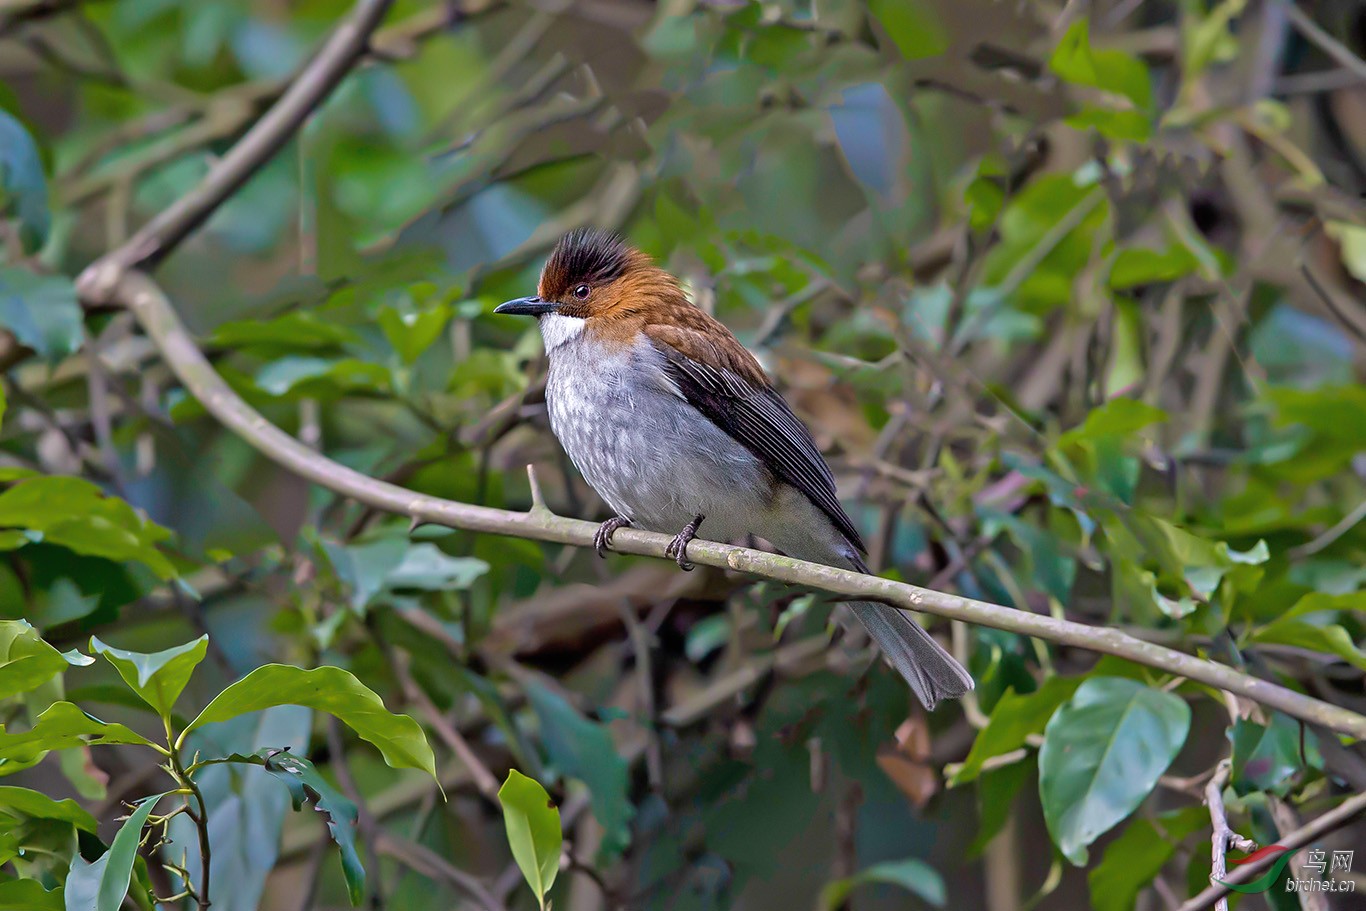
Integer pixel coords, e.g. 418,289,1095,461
185,665,435,778
498,769,561,910
1087,808,1206,911
0,879,62,910
1038,678,1190,865
951,677,1079,785
167,705,311,911
90,636,207,719
224,748,366,905
819,858,946,909
0,785,97,832
0,620,91,701
0,111,49,253
526,682,632,858
63,793,162,911
0,702,152,773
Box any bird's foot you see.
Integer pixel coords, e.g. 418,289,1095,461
665,515,704,571
594,516,632,558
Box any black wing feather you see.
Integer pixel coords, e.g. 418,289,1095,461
654,343,866,552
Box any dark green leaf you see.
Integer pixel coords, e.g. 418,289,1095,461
1057,398,1167,447
498,769,561,909
184,665,436,778
1230,713,1320,796
526,682,633,859
378,301,451,364
89,636,208,719
819,858,946,909
0,110,49,252
63,793,162,911
1087,808,1207,911
951,677,1080,785
1038,678,1190,864
0,269,81,360
227,748,366,906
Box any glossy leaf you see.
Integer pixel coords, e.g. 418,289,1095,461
1230,713,1321,796
498,769,561,910
1038,678,1190,865
0,785,97,833
63,793,162,911
89,636,208,718
0,702,152,772
0,477,174,578
184,665,436,778
819,858,946,909
0,621,91,702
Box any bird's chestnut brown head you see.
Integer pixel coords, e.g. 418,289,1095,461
495,228,680,322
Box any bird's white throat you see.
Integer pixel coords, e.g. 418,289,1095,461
539,314,585,351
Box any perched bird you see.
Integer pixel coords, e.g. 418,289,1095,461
495,229,973,709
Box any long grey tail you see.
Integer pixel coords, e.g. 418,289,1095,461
783,541,973,709
847,600,974,710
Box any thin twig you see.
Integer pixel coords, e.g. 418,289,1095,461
1203,759,1257,911
1180,788,1366,911
390,649,501,802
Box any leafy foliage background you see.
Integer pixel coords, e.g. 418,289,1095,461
0,0,1364,909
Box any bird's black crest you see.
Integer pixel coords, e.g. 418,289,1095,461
540,228,632,298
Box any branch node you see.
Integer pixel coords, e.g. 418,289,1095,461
526,463,551,515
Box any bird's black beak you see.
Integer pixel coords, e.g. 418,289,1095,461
494,296,557,316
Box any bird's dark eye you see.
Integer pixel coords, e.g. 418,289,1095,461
572,284,590,300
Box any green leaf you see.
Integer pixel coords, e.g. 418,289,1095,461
1109,246,1200,289
819,858,946,909
1230,713,1321,796
498,769,562,910
378,301,451,364
184,665,436,778
209,311,359,353
0,477,175,578
1251,620,1366,671
1087,808,1207,911
0,785,97,832
1049,18,1152,110
1038,677,1190,865
89,636,208,719
0,702,152,773
526,682,633,859
227,748,366,905
63,793,162,911
254,356,391,398
951,677,1080,785
1058,398,1167,447
0,110,49,253
0,879,62,910
867,0,948,59
384,545,489,591
0,269,81,360
0,620,91,702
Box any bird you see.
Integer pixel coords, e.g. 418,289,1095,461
495,228,973,709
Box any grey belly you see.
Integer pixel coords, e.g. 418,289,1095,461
546,366,771,540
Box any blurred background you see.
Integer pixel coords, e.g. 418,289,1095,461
1,0,1365,908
